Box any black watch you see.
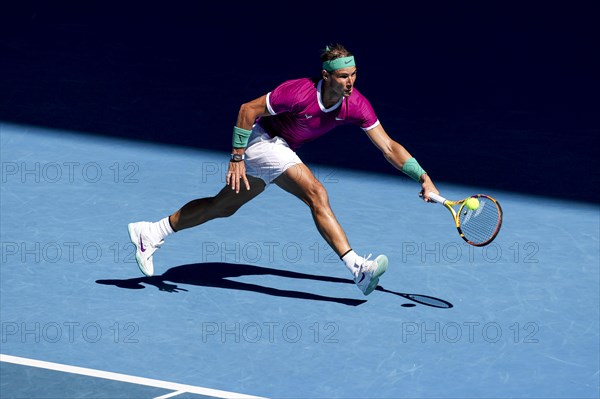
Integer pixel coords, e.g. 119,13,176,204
230,153,245,162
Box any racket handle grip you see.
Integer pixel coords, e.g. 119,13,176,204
427,192,447,204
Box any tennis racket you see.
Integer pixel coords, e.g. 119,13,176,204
424,192,503,247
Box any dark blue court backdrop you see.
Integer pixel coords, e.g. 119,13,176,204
1,1,599,201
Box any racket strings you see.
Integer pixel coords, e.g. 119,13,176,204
458,199,502,245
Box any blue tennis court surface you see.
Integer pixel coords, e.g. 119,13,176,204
1,123,598,398
0,355,232,399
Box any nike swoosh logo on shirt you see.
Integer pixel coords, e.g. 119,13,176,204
335,117,345,121
139,236,146,252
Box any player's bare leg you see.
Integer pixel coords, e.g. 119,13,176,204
128,176,265,276
274,163,350,257
170,176,266,230
274,164,387,295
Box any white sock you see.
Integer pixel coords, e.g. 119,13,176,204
150,216,175,242
341,250,364,277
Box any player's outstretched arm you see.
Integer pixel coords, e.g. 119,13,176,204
365,124,439,201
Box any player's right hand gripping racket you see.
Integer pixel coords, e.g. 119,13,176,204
425,193,503,247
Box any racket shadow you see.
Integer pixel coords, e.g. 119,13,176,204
375,286,454,308
96,262,454,309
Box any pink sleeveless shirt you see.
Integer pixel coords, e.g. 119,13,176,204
257,78,380,151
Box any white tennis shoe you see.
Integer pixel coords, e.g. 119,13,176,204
127,221,163,277
354,254,388,296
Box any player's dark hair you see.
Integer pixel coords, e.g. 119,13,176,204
320,44,353,61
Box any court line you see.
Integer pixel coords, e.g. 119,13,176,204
1,354,268,399
154,390,187,399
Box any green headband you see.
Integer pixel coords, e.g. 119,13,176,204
322,56,356,72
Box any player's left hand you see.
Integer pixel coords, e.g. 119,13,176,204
419,174,439,202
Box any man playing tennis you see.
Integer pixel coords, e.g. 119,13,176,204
128,43,439,296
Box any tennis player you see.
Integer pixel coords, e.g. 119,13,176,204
128,44,439,296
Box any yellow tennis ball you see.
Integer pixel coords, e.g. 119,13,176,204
465,197,480,210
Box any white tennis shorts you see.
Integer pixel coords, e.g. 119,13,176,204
244,124,302,184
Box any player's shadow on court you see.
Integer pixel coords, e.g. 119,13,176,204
96,262,453,308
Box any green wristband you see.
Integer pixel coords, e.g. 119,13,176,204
232,126,252,148
402,157,426,182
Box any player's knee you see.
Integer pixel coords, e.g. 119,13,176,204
307,182,329,210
